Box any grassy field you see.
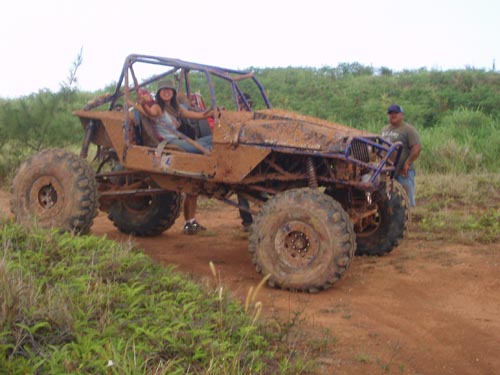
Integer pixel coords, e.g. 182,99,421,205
411,173,500,243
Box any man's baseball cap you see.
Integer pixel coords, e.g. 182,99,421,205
387,104,403,114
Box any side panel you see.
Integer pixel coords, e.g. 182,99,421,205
75,110,131,157
124,146,217,178
210,144,271,182
123,145,270,184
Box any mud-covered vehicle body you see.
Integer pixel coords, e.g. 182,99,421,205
11,54,409,292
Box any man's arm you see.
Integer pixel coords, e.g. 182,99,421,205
402,143,422,176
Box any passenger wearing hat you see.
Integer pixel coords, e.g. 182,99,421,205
381,104,421,206
137,79,214,234
138,79,213,152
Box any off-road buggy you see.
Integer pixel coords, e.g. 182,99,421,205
11,54,409,292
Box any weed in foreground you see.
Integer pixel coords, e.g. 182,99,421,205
0,221,319,374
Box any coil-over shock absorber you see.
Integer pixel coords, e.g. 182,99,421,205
306,157,318,189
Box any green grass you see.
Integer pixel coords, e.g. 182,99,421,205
411,173,500,243
0,220,318,375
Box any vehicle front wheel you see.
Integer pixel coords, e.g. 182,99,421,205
10,149,98,234
355,181,410,256
249,188,356,292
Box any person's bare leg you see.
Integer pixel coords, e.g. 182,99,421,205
183,193,206,234
183,193,197,221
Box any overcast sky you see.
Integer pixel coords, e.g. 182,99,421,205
1,0,498,98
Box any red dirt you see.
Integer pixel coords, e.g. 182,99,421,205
2,193,499,374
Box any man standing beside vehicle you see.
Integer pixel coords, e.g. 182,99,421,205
381,104,422,206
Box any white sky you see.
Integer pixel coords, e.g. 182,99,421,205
1,0,498,98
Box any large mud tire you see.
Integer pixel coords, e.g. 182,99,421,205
249,188,356,292
10,149,98,234
108,188,181,237
355,181,410,256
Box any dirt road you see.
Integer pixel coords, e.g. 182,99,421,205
3,193,499,374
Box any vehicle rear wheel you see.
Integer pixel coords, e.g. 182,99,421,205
355,181,409,256
10,149,98,234
249,188,356,292
107,185,181,237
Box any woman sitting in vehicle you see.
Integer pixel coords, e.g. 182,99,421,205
137,80,213,153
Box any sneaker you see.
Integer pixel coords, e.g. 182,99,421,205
183,220,207,235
